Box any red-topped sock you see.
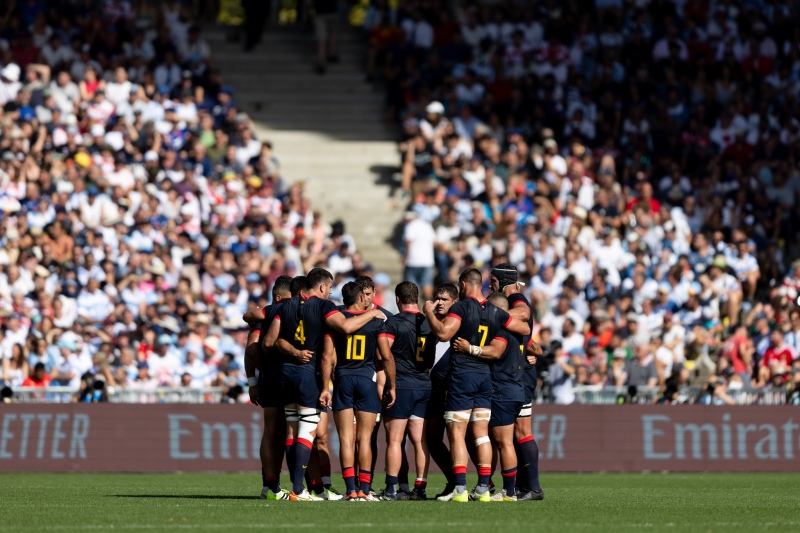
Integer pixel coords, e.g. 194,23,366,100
342,467,357,495
501,467,517,496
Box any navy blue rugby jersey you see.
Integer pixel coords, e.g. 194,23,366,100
327,310,383,379
379,311,431,389
446,297,511,376
490,328,525,403
507,292,535,372
276,296,340,371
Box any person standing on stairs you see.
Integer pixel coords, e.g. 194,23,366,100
312,0,339,74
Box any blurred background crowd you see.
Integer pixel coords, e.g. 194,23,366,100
0,0,389,403
2,0,800,405
367,0,800,403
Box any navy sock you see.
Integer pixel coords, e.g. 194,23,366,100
453,465,467,487
414,479,427,493
513,441,527,489
342,467,357,495
292,439,313,494
477,466,491,487
385,474,398,494
518,436,541,492
502,468,517,496
265,476,279,493
285,439,296,484
261,470,267,488
359,469,372,494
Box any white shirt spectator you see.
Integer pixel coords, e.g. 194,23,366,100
403,216,436,268
76,288,114,322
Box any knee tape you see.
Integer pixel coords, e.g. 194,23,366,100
444,410,470,424
297,408,320,442
284,405,299,422
474,435,491,447
469,410,491,423
518,403,532,418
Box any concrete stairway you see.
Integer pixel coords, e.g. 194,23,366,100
205,25,405,283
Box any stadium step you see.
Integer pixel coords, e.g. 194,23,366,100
207,24,403,283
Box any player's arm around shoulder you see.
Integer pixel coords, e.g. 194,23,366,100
423,300,461,342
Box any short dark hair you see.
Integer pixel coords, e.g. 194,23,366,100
435,282,458,301
354,275,375,293
34,362,45,372
342,282,361,307
459,268,482,287
306,268,333,291
487,292,509,310
290,276,306,298
272,275,292,298
395,281,419,305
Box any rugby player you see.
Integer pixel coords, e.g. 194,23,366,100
320,282,394,501
423,283,459,500
490,264,544,501
245,275,293,500
423,268,530,502
263,268,385,501
453,292,523,501
377,281,431,501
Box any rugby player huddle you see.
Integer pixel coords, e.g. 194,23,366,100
243,265,543,502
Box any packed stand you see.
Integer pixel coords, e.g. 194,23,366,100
364,0,800,404
0,0,379,403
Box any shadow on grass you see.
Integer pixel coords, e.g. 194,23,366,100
113,494,261,500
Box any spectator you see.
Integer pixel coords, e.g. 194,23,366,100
21,362,50,387
624,337,658,389
402,211,436,301
546,340,575,405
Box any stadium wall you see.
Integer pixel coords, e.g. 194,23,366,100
0,405,798,473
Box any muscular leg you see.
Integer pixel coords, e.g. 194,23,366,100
425,416,453,485
290,405,319,495
407,418,430,494
445,410,470,490
491,424,517,496
334,408,357,496
470,408,492,493
356,410,378,495
398,433,410,493
383,416,409,496
514,416,541,493
262,407,284,492
284,404,298,486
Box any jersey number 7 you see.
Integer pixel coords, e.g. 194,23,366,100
477,325,488,347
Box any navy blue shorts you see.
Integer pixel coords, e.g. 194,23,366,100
445,372,492,411
280,366,320,408
385,387,430,419
425,386,447,420
258,367,284,408
333,374,381,413
490,399,524,428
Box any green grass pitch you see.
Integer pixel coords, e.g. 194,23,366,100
2,472,799,532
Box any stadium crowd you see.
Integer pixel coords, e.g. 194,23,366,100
0,0,385,401
365,0,800,403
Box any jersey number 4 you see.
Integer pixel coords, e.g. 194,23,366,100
294,320,306,345
477,325,488,347
346,335,366,360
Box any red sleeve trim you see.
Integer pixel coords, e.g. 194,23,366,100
493,336,508,345
273,316,281,321
262,307,267,317
324,333,332,339
446,313,463,321
324,310,341,320
250,329,261,335
378,333,395,340
503,316,513,328
527,338,534,348
512,300,528,308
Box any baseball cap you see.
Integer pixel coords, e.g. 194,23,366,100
425,101,445,115
137,361,149,370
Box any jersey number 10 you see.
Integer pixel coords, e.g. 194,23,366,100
346,335,366,360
